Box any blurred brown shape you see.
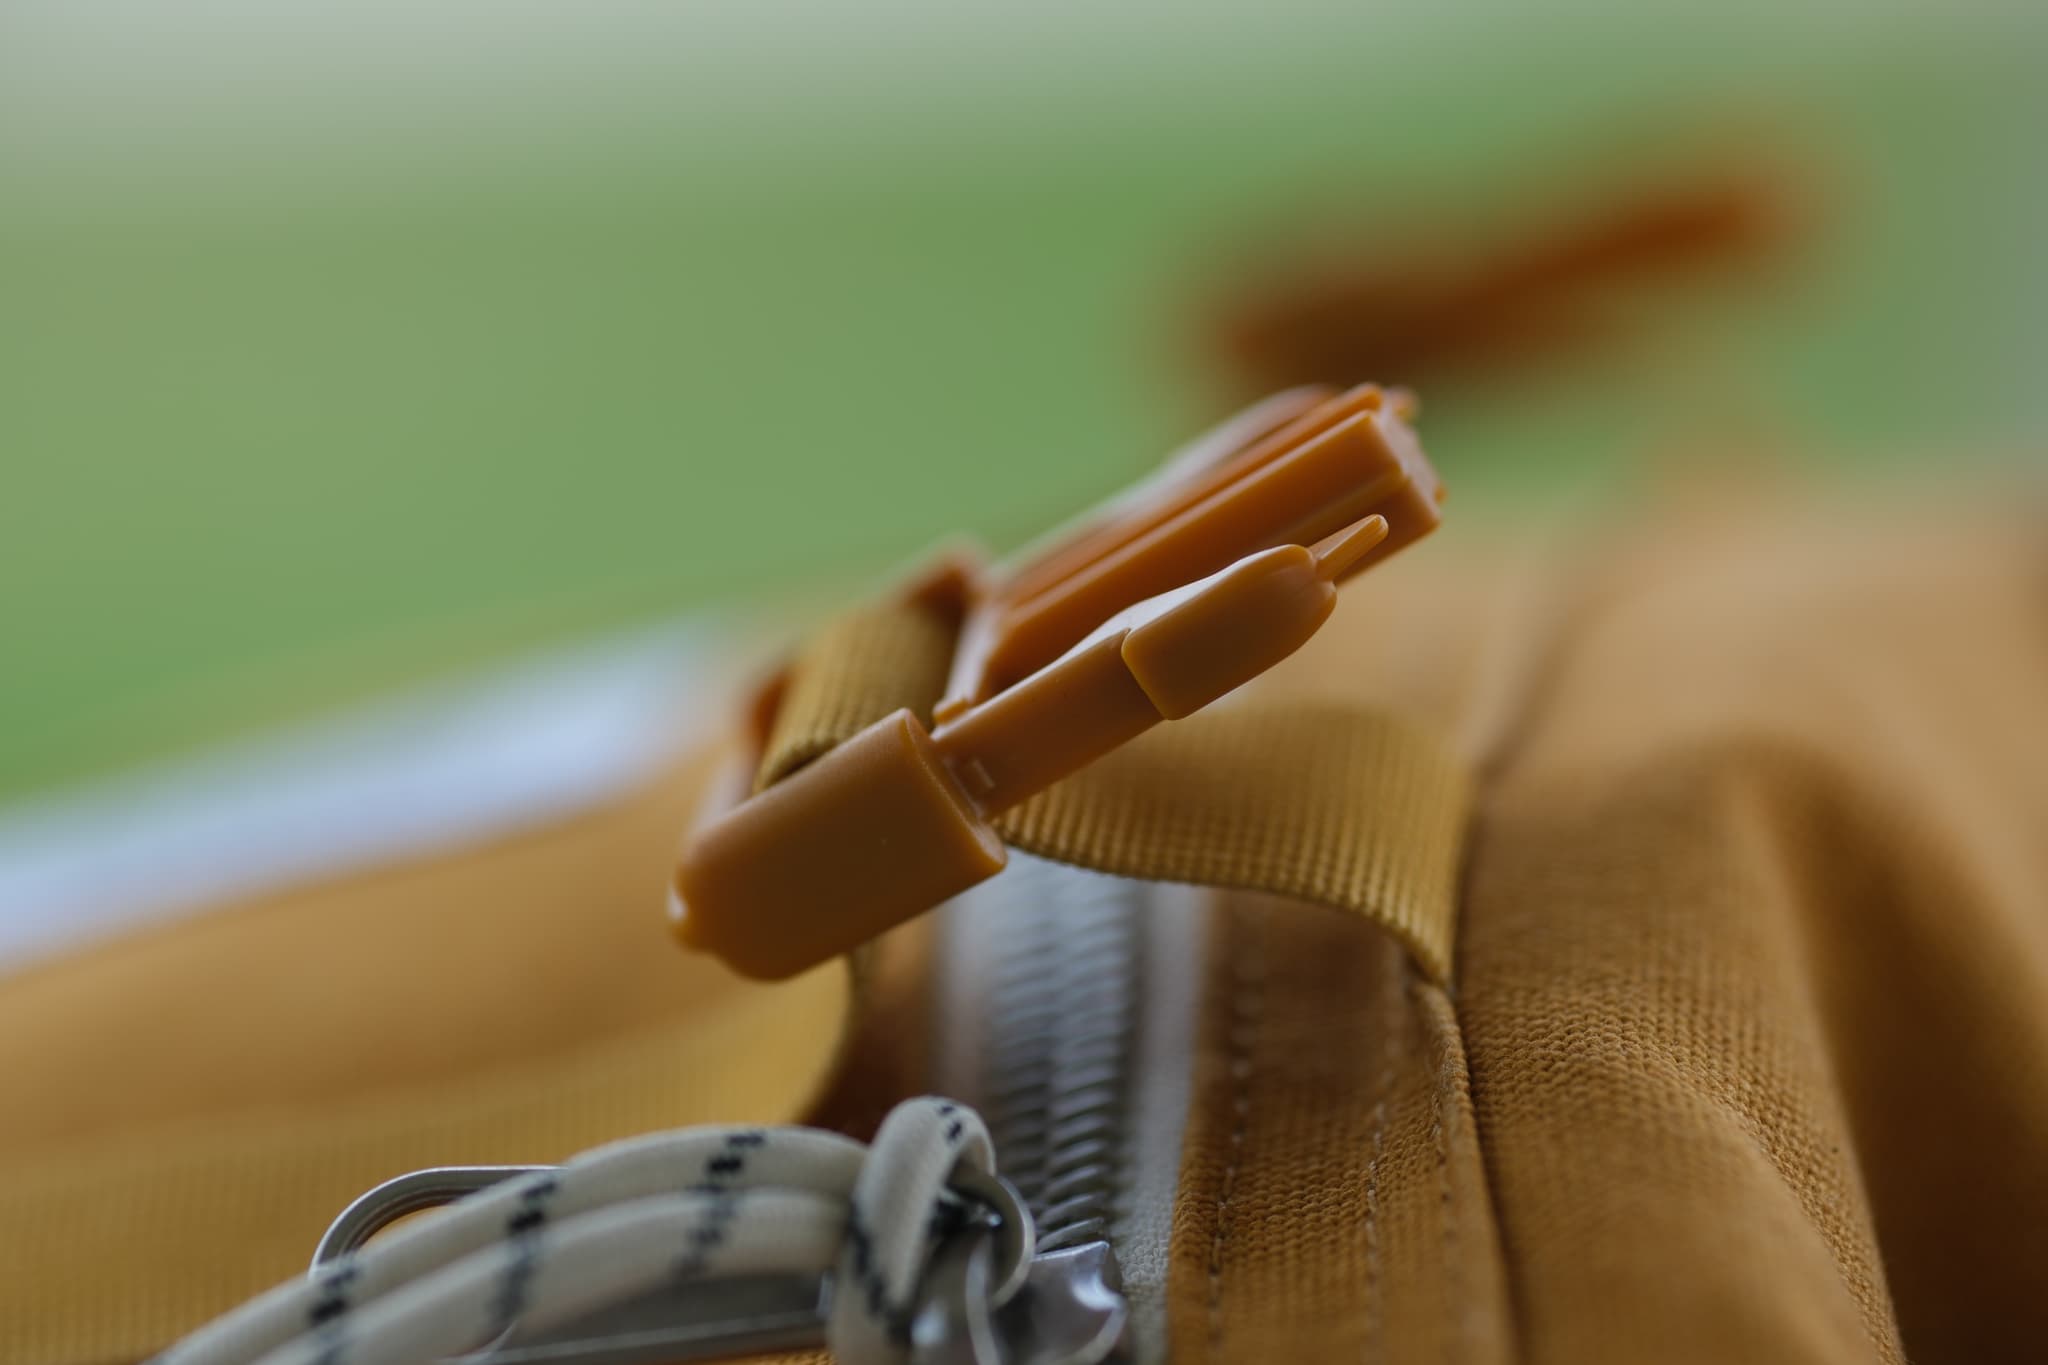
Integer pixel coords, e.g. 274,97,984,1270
1209,161,1805,394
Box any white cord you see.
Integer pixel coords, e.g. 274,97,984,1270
153,1097,1002,1365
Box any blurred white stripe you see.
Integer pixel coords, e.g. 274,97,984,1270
5,0,2019,166
0,619,730,972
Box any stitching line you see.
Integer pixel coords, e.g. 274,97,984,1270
1421,966,1465,1365
1364,943,1402,1363
1205,904,1264,1363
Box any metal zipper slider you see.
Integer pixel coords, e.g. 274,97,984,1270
910,1228,1128,1365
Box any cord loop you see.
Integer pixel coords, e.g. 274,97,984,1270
153,1098,1024,1365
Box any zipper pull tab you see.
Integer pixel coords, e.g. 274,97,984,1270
671,383,1445,981
673,517,1386,980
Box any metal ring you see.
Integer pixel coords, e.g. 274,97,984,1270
945,1166,1035,1310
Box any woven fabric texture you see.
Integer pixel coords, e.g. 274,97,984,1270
754,599,1472,984
999,708,1468,983
1166,500,2048,1364
756,599,957,791
7,494,2046,1365
0,756,852,1365
1169,894,1511,1364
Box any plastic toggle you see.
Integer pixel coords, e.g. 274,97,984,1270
673,384,1445,979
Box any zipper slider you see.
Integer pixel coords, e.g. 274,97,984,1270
912,1234,1127,1365
672,384,1445,981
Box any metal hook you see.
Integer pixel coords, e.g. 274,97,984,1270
314,1167,539,1269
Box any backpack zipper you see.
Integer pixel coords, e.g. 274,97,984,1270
935,855,1206,1365
285,851,1199,1365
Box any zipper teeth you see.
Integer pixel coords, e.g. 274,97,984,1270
975,861,1141,1254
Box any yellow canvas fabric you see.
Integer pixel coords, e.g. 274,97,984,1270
757,600,1472,984
1167,497,2048,1364
0,568,1472,1365
756,598,957,792
5,490,2045,1365
0,754,853,1365
1169,894,1512,1364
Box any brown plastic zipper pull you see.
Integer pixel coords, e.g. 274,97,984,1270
672,388,1445,981
673,516,1386,979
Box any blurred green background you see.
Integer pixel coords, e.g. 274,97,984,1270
4,1,2045,804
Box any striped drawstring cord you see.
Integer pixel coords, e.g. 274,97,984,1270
153,1097,1012,1365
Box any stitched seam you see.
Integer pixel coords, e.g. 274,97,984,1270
1205,904,1264,1363
1421,968,1466,1365
1364,943,1400,1364
1422,982,1520,1365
